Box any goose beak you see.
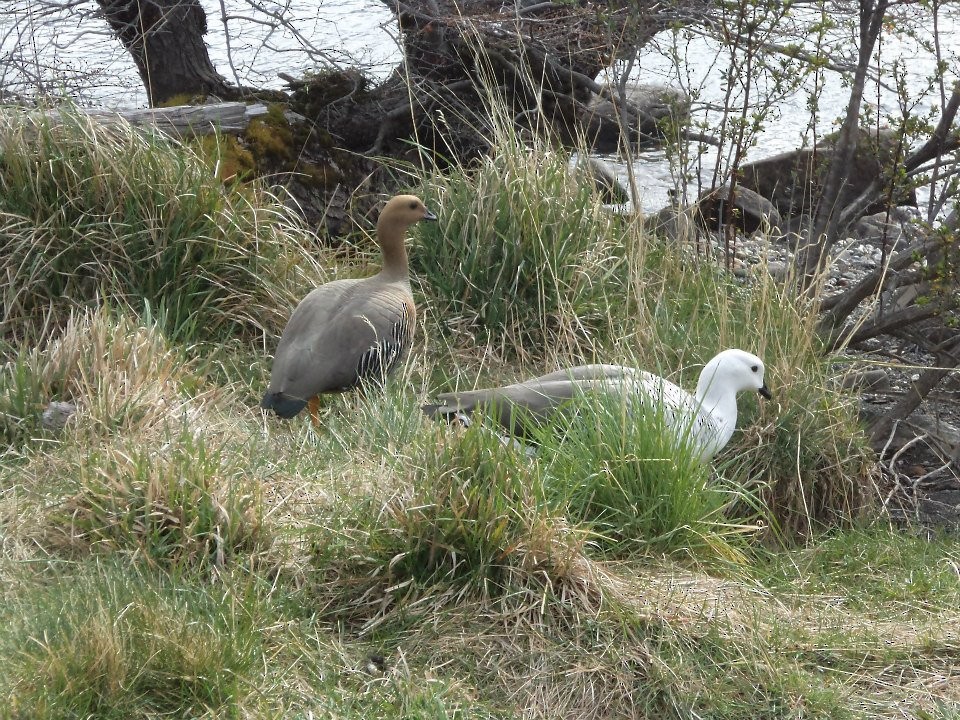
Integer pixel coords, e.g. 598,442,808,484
422,208,438,222
758,384,772,400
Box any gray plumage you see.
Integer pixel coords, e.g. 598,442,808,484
262,194,436,423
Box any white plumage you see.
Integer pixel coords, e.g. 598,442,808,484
423,349,771,462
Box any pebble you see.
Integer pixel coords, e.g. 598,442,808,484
711,223,903,293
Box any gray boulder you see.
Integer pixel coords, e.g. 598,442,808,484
737,128,917,222
589,83,691,125
695,183,782,234
585,83,691,151
41,400,76,431
854,208,916,249
647,202,699,243
578,156,631,205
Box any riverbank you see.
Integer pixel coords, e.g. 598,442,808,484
1,104,959,717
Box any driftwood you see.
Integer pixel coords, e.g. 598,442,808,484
56,1,700,234
281,0,680,163
41,102,270,138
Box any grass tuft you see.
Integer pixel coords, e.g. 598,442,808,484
0,308,213,449
308,419,605,628
0,104,325,343
0,561,264,718
41,429,264,572
535,389,761,562
414,136,630,362
387,423,579,589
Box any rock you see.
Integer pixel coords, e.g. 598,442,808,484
862,408,960,461
41,400,76,431
696,183,782,234
944,207,960,232
626,84,691,124
840,368,891,393
589,82,691,126
916,496,960,528
578,156,630,204
586,83,692,150
766,260,789,280
927,490,960,506
647,203,699,243
737,129,918,223
854,210,910,249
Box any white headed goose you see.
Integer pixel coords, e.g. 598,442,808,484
423,349,771,462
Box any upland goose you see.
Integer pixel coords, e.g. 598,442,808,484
262,194,436,425
422,349,771,462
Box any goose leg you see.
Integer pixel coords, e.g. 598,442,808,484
307,396,321,428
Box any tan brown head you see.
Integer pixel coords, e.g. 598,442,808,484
377,194,437,233
375,194,436,276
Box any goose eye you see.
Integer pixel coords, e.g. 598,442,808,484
409,201,418,210
751,365,758,372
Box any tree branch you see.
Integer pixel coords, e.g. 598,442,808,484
869,335,960,444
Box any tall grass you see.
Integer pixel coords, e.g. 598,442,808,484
0,105,324,344
417,197,873,541
413,132,631,362
534,389,760,562
708,257,876,540
0,72,920,718
400,78,874,540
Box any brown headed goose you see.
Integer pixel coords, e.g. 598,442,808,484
262,194,436,425
422,349,772,462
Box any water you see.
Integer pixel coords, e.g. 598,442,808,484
612,5,960,212
3,1,957,214
1,0,397,106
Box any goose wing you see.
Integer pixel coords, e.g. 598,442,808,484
423,365,640,435
266,278,415,403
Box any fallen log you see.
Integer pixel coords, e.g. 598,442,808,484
38,101,270,138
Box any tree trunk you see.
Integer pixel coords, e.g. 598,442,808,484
95,0,233,106
798,0,889,287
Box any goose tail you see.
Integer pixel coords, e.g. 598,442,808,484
261,391,307,419
421,402,473,427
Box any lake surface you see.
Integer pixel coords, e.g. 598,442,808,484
1,0,398,106
3,1,957,213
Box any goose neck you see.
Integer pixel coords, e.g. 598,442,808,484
377,220,409,279
696,373,737,426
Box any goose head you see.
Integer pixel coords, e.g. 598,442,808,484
376,194,437,275
696,349,771,403
377,194,437,237
686,349,770,460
